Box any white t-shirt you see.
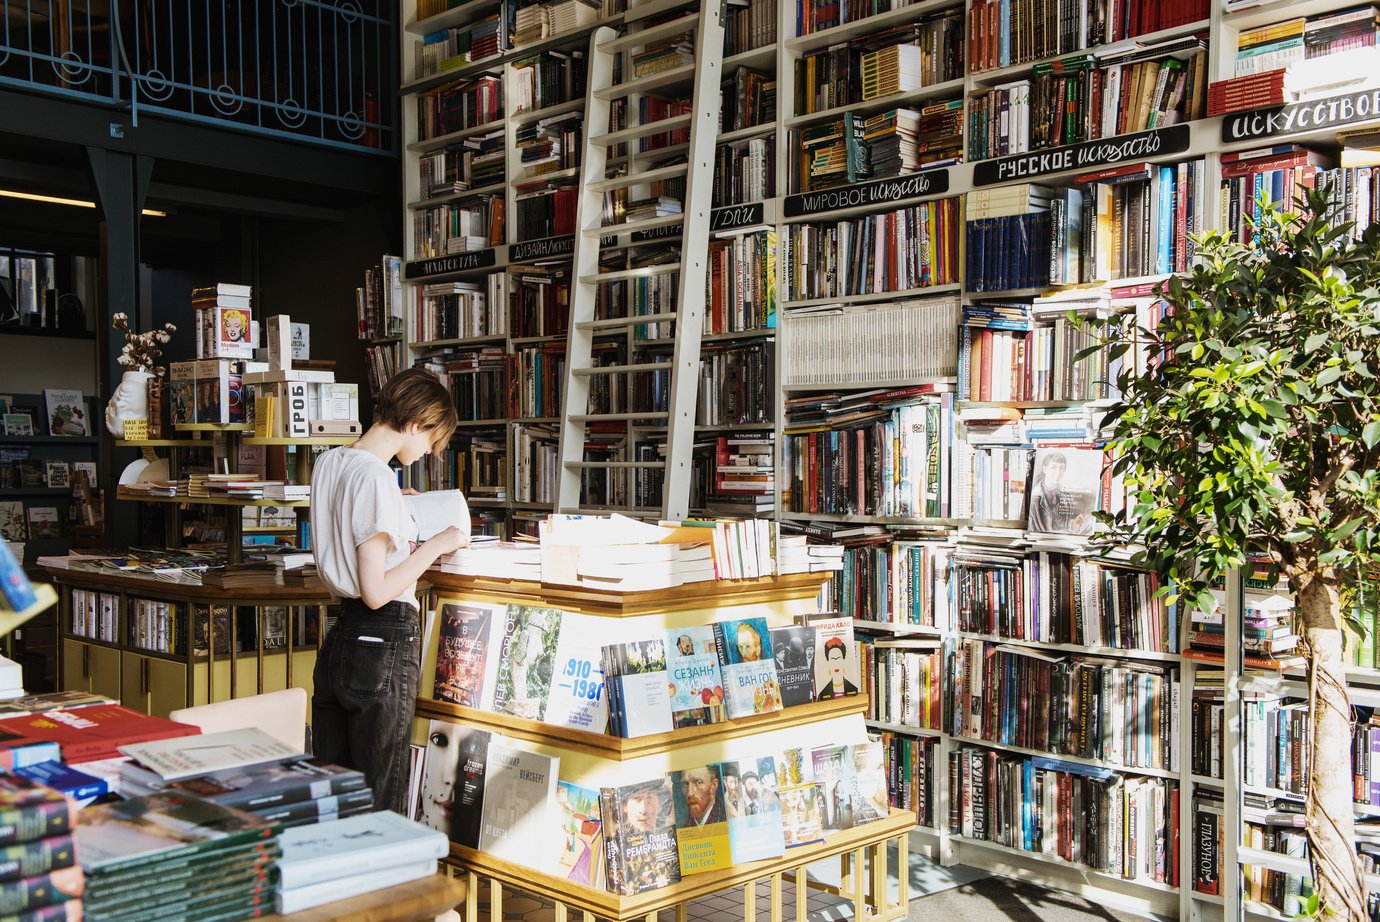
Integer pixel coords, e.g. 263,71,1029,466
310,447,419,608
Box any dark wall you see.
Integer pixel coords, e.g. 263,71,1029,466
257,196,400,422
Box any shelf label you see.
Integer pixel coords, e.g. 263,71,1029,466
511,235,574,262
404,247,500,279
710,202,765,231
783,168,951,218
1222,90,1380,142
630,223,682,244
971,125,1191,187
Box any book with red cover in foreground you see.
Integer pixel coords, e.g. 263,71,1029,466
0,706,199,763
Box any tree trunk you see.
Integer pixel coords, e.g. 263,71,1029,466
1299,572,1367,921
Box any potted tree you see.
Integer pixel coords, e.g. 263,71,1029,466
1091,188,1380,920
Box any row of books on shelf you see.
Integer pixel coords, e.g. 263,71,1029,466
416,719,891,895
946,638,1180,770
413,273,509,344
876,732,939,825
1208,5,1380,115
357,255,404,341
967,38,1207,161
797,103,963,193
823,533,948,627
433,596,861,732
794,16,964,116
950,747,1181,886
781,389,953,519
860,636,942,729
75,596,317,657
967,0,1209,72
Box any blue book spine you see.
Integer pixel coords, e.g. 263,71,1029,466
0,543,36,612
1156,167,1174,276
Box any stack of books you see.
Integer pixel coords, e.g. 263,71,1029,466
275,811,448,913
1188,593,1302,669
280,563,327,591
860,44,925,100
0,704,200,765
76,792,279,921
200,561,281,590
0,776,83,921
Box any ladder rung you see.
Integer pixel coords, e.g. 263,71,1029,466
592,113,693,147
569,412,672,422
580,264,682,284
590,212,685,237
565,461,667,469
572,361,673,375
576,311,680,331
588,163,688,193
596,64,698,101
598,12,698,51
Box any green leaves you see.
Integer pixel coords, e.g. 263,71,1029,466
1095,185,1380,598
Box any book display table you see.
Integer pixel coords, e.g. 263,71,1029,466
268,872,468,922
416,572,912,922
44,565,329,716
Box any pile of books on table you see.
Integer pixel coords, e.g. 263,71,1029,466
0,775,84,921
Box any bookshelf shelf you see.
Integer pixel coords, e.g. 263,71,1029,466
241,436,356,446
424,571,831,616
953,631,1180,662
413,334,508,350
114,439,208,447
408,182,508,210
723,44,775,70
784,77,966,129
512,97,585,127
852,620,942,636
717,122,777,145
0,488,77,497
966,19,1211,89
951,736,1181,781
952,835,1180,895
785,0,960,52
1194,891,1226,905
402,57,507,97
864,719,942,737
172,424,253,432
115,488,310,509
445,809,915,922
406,0,504,35
0,435,98,445
408,117,509,154
1190,773,1223,788
1221,0,1355,30
416,695,866,760
781,283,962,309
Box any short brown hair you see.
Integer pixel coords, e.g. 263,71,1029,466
374,368,457,450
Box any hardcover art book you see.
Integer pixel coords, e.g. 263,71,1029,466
669,765,731,875
851,741,891,825
1026,446,1104,536
716,756,786,863
416,720,490,850
808,616,860,701
600,777,681,895
166,757,366,811
811,745,858,834
664,625,726,728
276,810,448,890
712,617,783,719
770,624,816,707
477,741,559,870
75,792,276,874
433,601,503,709
0,704,200,763
556,781,604,887
491,604,563,721
603,638,672,738
0,775,78,846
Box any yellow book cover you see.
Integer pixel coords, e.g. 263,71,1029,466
671,766,733,875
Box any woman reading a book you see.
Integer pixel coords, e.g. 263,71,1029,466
310,368,467,814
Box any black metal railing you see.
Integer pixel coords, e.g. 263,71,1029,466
0,0,395,154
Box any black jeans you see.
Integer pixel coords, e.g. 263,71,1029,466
312,598,420,815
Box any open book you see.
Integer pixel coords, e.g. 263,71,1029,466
403,489,471,542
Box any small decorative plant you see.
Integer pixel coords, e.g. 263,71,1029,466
112,312,176,374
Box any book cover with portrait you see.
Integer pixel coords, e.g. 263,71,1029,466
663,625,726,728
669,765,730,875
807,615,860,701
599,777,681,895
477,741,559,871
777,746,824,847
711,617,783,719
1025,446,1104,536
415,720,489,850
714,756,785,863
769,624,815,707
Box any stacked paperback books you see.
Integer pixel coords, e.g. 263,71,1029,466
275,811,448,913
0,776,83,921
76,792,279,921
